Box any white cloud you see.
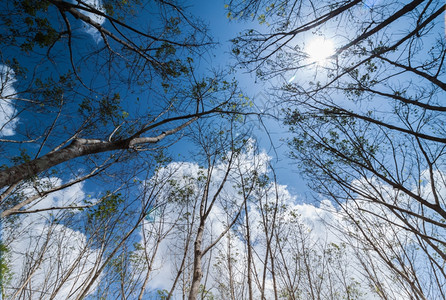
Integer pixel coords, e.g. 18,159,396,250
133,147,398,299
71,0,106,43
2,181,101,300
23,177,87,212
82,0,105,43
0,64,18,136
141,152,445,299
7,150,438,298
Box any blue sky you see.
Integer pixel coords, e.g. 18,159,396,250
2,1,445,299
0,0,308,200
173,1,310,198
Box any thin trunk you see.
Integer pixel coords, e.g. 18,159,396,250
167,203,197,300
269,246,278,300
244,200,253,300
302,240,316,300
275,230,296,300
138,235,162,300
75,214,146,300
188,220,205,300
227,234,236,300
269,179,280,300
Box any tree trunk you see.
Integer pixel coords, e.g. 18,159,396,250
188,220,205,300
0,138,126,189
244,200,253,300
0,118,197,190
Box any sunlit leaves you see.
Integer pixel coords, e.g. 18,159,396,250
87,191,125,223
0,242,12,293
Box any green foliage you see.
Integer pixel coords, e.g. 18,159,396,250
0,243,11,297
199,284,215,300
34,73,73,107
165,17,181,34
108,252,127,277
257,14,266,24
153,150,173,170
11,148,31,165
156,289,169,299
10,0,59,52
15,0,50,16
192,79,208,98
99,93,122,123
5,57,27,78
32,20,58,47
167,176,197,205
155,42,177,59
102,0,141,19
79,92,128,129
87,192,125,223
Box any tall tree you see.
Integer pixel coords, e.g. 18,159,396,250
0,1,251,298
229,0,446,297
0,0,245,217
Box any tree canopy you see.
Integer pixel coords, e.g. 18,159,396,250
229,0,446,298
0,0,247,217
1,0,446,299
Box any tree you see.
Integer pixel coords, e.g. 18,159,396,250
0,1,253,298
228,0,446,298
2,159,174,299
0,0,245,217
5,1,446,299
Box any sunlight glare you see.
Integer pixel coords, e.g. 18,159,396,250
306,38,335,64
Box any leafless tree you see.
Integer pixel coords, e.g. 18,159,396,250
228,0,446,298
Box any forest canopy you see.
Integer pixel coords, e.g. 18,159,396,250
1,0,445,299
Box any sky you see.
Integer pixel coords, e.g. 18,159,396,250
175,1,311,198
0,65,19,137
3,0,442,299
0,3,320,297
3,139,406,299
0,2,361,297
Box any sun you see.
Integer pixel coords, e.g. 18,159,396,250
306,37,335,64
